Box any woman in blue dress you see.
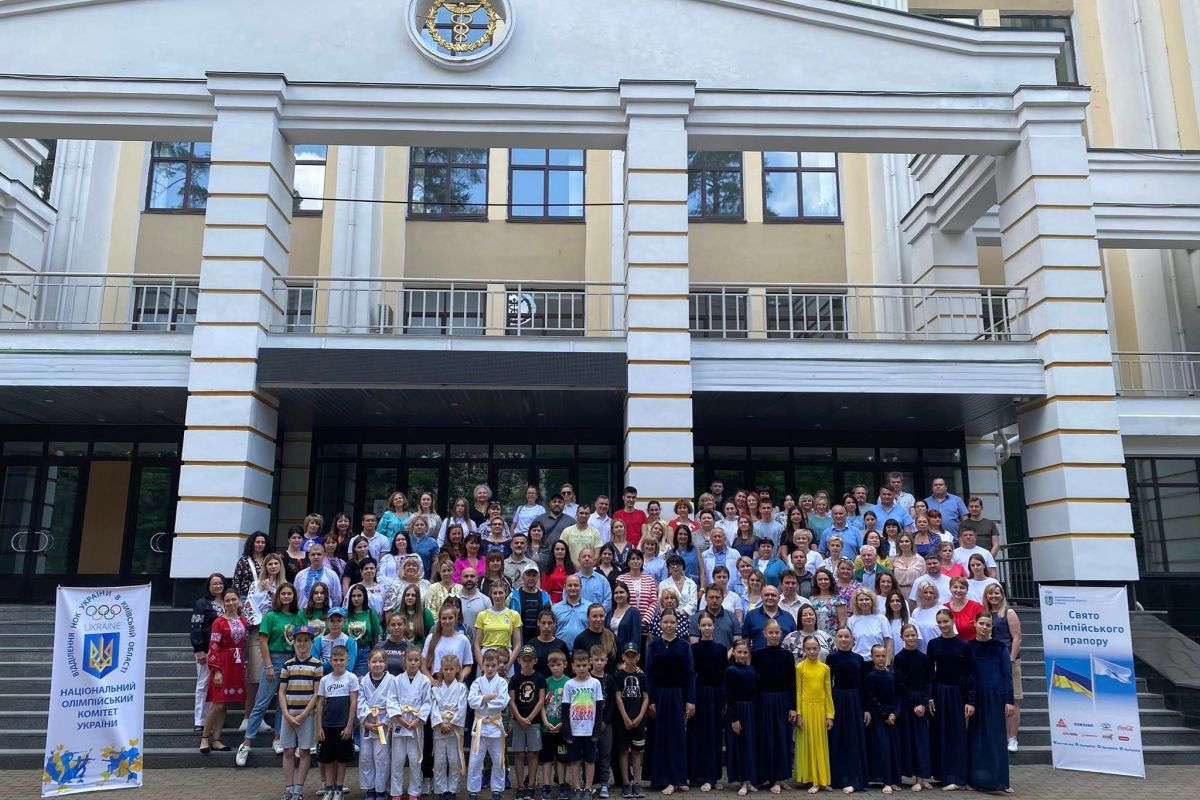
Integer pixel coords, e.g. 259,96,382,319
690,613,728,791
724,639,758,795
646,610,695,794
926,608,973,790
968,613,1013,793
893,624,933,791
864,644,902,794
827,627,869,794
751,618,795,794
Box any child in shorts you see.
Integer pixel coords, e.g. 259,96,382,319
316,644,360,800
541,651,570,800
509,645,548,800
278,625,323,800
561,650,604,800
613,644,648,799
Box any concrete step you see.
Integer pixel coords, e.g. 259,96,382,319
0,646,201,663
0,728,275,749
0,660,199,678
0,675,200,693
1012,726,1200,747
1009,744,1200,766
1020,707,1183,728
0,632,193,648
0,691,218,713
0,748,289,770
1,708,281,733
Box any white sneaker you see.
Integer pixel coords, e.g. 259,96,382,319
272,739,283,755
422,777,433,796
1007,738,1019,753
238,719,248,733
259,720,273,734
235,743,251,767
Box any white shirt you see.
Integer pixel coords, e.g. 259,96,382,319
431,680,469,730
563,675,605,738
967,577,1001,604
356,672,400,738
909,573,952,605
588,513,613,543
513,504,546,535
952,545,997,571
715,519,739,539
909,606,942,653
658,576,699,616
779,594,812,622
468,673,510,737
563,502,579,519
392,670,433,735
847,613,891,660
363,532,390,562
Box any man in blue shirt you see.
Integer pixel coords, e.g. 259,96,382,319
869,485,915,534
818,504,863,556
925,476,969,538
740,586,796,649
552,575,590,645
575,548,613,612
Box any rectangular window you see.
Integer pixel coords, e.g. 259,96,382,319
509,148,585,220
284,284,315,333
146,142,210,211
408,147,489,218
130,283,199,331
687,151,744,220
762,152,841,221
402,287,486,335
1127,457,1200,573
689,291,748,338
293,145,328,214
1000,15,1078,85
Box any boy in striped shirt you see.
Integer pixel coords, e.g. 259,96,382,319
277,625,323,799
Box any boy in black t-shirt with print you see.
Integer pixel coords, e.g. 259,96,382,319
316,645,360,800
613,644,648,799
510,645,548,800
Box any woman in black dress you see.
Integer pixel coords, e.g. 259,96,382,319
689,613,727,792
927,608,973,790
827,626,869,794
967,613,1013,793
752,618,796,795
724,639,758,796
893,623,933,791
864,644,902,794
646,610,695,795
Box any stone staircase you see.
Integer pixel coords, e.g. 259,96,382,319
1,604,1199,769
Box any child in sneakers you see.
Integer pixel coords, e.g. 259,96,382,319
390,646,432,800
509,645,548,800
316,644,360,800
431,653,469,800
468,649,510,800
277,625,322,799
561,650,604,800
613,644,648,799
357,648,399,800
541,651,570,800
588,646,615,800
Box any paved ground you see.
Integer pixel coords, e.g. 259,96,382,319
4,766,1196,800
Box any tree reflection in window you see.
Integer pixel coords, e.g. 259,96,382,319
688,151,744,220
146,142,210,211
409,147,489,218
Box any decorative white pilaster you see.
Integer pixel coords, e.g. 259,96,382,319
276,430,313,543
0,139,55,321
620,81,696,507
328,145,383,330
909,222,984,339
171,75,293,579
964,437,1006,546
997,88,1136,583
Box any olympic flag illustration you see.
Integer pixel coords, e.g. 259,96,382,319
43,585,151,795
1040,585,1144,777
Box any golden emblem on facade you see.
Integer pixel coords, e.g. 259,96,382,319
424,0,500,54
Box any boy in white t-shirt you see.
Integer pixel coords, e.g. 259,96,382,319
316,645,360,800
560,650,605,800
951,523,998,578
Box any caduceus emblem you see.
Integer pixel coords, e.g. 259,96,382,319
425,0,500,54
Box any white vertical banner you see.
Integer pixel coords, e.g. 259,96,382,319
1040,585,1145,778
42,585,152,796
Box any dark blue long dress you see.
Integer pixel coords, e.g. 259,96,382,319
864,667,902,787
646,636,695,789
724,662,758,785
926,635,974,787
968,638,1012,792
893,646,933,781
689,640,727,786
826,649,868,791
753,645,796,784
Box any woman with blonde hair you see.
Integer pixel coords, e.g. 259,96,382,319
648,586,691,641
300,513,324,551
847,588,891,662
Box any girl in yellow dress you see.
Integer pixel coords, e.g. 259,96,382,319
795,635,835,793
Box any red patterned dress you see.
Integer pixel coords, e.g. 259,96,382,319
206,614,248,704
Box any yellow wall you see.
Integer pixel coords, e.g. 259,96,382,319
911,1,1072,13
133,214,204,274
404,219,587,281
689,222,847,283
76,461,130,575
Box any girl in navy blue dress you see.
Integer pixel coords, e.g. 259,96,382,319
967,613,1013,794
893,624,933,791
864,644,902,794
926,609,973,791
724,640,758,796
827,627,869,794
690,613,727,792
646,610,695,795
753,618,796,795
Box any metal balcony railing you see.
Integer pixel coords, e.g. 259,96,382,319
1113,352,1200,396
271,277,626,337
687,283,1028,341
0,272,198,332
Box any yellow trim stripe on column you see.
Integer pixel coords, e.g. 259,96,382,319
180,496,272,509
1026,497,1128,509
1020,428,1120,446
1029,532,1134,542
1022,462,1126,477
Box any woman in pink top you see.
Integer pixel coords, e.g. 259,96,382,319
452,532,487,583
938,540,967,579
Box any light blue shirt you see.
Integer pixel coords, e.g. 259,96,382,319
924,493,969,536
295,565,343,609
701,546,734,584
512,504,546,535
363,532,390,562
819,525,863,556
552,598,589,645
869,502,915,534
576,570,613,612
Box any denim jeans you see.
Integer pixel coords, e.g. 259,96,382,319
245,651,289,739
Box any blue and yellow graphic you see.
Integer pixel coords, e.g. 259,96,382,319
82,632,119,680
100,739,142,784
1051,663,1094,698
43,744,93,792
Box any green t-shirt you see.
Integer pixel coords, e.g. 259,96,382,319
543,674,569,731
346,609,381,651
260,610,307,653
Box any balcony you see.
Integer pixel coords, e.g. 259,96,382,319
1114,353,1200,440
1114,352,1200,397
688,283,1027,341
0,272,198,332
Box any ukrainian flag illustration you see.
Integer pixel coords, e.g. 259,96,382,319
1051,663,1094,698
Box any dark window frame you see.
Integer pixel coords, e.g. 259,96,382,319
293,145,329,217
506,149,587,222
144,142,210,213
407,147,490,221
761,152,843,223
687,151,745,222
130,282,200,332
999,14,1079,85
1127,457,1200,574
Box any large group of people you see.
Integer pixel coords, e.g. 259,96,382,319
190,476,1021,800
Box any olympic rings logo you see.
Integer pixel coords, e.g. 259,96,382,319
84,603,124,620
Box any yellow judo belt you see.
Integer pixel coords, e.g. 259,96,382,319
369,705,388,745
442,709,466,775
471,714,505,768
397,705,424,762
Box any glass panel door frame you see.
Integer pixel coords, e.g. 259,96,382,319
0,456,90,602
118,459,181,602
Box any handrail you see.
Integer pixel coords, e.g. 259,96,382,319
0,272,198,332
1113,351,1200,397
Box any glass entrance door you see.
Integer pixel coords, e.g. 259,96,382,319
122,463,179,601
0,461,86,602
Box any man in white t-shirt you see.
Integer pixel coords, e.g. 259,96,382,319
908,552,951,606
952,523,998,578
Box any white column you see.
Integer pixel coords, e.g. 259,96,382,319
620,81,695,508
328,145,383,331
908,221,984,339
171,75,293,579
0,139,55,322
996,88,1136,583
276,431,313,543
965,437,1006,547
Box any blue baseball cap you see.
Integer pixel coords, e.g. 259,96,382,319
327,606,347,617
